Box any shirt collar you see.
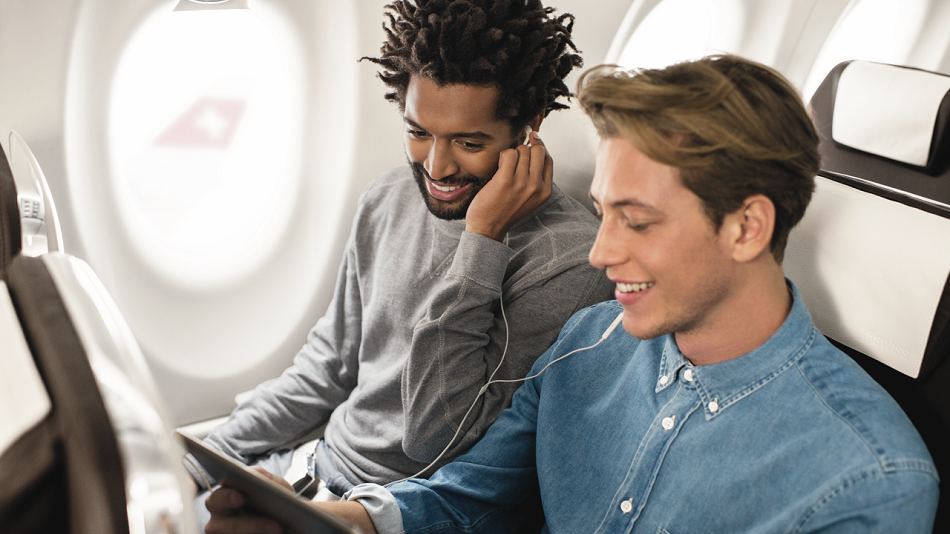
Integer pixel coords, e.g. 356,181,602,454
655,280,819,420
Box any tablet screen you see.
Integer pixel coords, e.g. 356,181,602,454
178,432,361,534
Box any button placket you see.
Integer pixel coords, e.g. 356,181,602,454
593,381,701,534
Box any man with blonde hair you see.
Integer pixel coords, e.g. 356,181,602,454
206,55,939,534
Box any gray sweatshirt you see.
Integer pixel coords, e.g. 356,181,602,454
204,166,613,486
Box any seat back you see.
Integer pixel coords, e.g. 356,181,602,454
786,60,950,532
0,143,19,275
0,253,196,534
0,128,63,272
0,279,63,533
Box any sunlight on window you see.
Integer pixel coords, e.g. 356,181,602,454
618,0,744,70
802,0,928,100
109,4,303,289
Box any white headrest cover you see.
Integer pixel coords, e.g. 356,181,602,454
786,177,950,378
0,282,52,455
832,61,950,167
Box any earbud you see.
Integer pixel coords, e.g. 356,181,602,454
523,125,533,146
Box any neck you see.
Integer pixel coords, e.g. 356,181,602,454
675,262,791,367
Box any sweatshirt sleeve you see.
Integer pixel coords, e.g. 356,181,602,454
202,231,364,464
400,228,610,465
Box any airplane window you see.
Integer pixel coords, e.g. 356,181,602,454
109,4,303,289
802,0,928,100
617,0,744,70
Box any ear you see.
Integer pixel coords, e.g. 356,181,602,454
724,194,775,263
518,114,546,145
528,113,544,133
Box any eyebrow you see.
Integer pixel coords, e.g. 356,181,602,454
403,117,495,141
588,192,658,212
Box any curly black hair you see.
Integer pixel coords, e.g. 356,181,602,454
362,0,583,133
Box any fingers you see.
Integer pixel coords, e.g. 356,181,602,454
501,131,551,189
204,487,284,534
527,132,553,189
250,467,295,493
206,486,244,515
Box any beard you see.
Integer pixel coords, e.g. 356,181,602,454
410,161,492,220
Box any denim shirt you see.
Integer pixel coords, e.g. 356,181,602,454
348,283,939,533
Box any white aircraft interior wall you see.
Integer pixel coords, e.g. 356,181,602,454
2,0,950,429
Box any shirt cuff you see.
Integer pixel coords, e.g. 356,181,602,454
449,231,513,286
344,483,404,534
181,453,217,491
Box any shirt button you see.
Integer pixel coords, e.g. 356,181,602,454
659,375,669,385
708,400,719,413
620,498,633,514
683,369,693,381
661,416,675,430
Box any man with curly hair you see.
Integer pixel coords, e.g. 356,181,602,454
191,0,611,523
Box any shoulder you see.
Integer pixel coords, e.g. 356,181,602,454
504,186,607,290
795,336,934,468
525,185,601,238
357,166,417,210
351,166,426,234
786,336,939,524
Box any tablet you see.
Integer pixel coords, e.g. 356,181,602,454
178,432,362,534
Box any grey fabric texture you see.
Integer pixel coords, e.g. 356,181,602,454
203,166,613,486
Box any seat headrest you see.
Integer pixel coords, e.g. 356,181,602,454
832,61,950,170
789,61,950,380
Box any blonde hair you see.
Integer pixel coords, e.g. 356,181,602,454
578,55,820,261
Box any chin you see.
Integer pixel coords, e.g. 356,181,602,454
422,196,472,220
621,314,669,341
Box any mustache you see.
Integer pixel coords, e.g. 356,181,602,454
410,162,483,186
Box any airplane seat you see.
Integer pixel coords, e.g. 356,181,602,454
0,252,197,534
785,60,950,531
0,141,20,276
0,128,64,278
0,279,61,532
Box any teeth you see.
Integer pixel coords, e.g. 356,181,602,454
432,182,460,192
617,282,654,293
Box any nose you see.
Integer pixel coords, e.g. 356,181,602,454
424,139,459,181
588,218,626,270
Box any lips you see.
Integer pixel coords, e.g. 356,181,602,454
426,178,472,202
614,281,654,306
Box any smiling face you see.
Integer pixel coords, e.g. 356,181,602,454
588,137,741,342
404,75,521,220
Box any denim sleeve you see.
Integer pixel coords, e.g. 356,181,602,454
792,464,939,533
388,354,548,534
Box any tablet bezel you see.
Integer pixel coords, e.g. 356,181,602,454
178,432,362,534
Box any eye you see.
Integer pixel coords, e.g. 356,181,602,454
628,222,652,232
406,128,429,139
456,139,485,151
